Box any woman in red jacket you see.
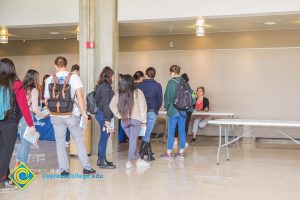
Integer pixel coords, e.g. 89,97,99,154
0,58,36,191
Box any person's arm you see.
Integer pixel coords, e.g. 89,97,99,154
164,81,171,110
44,77,51,106
138,89,147,124
14,81,36,133
109,94,121,119
75,87,88,121
157,83,163,110
31,88,44,117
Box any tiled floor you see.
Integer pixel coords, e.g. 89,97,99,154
1,138,300,200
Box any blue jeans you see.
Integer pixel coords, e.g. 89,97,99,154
16,114,34,164
142,112,157,142
167,111,186,150
95,110,110,160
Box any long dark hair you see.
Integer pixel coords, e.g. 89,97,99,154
0,58,20,108
118,74,135,119
23,70,39,94
97,66,114,85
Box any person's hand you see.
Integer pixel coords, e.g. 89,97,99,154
43,114,49,119
29,126,36,135
204,107,209,112
105,121,111,128
82,113,88,122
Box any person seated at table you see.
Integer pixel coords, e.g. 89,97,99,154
191,86,210,144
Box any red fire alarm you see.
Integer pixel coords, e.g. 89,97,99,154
86,41,95,49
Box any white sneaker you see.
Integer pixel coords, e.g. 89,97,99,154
136,159,151,168
126,161,133,169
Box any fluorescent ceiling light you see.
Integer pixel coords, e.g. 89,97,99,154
0,35,8,44
264,21,277,25
49,32,60,35
196,26,205,37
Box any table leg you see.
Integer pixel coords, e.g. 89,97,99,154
225,125,230,161
217,125,222,165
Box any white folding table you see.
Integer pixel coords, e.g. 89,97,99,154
208,119,300,165
158,111,234,143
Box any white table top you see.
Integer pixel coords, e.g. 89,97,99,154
208,118,300,127
158,111,234,116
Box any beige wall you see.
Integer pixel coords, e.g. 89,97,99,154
119,48,300,138
119,49,300,120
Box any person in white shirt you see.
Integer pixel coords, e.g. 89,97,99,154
44,56,95,176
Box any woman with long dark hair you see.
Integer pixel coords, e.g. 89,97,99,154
110,74,150,169
15,70,47,171
95,66,116,169
0,58,35,190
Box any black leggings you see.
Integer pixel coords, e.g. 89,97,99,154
175,111,192,138
0,119,17,183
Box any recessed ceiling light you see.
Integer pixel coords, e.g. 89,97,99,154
49,32,60,35
0,35,8,44
63,38,67,40
264,21,277,25
196,18,205,27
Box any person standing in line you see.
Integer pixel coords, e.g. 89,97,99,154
191,86,210,144
44,56,96,176
174,73,193,148
95,66,116,169
0,58,36,190
160,65,187,160
15,70,48,173
71,64,80,76
109,74,150,169
138,67,163,161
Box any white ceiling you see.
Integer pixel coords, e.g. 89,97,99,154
2,13,300,40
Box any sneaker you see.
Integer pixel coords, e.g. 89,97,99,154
61,171,70,176
160,153,174,160
136,159,151,168
83,168,96,175
176,153,185,160
0,181,19,191
126,161,133,169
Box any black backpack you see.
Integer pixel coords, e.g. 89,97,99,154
173,79,193,111
86,86,98,115
47,73,74,115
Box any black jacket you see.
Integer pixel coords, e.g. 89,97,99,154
95,82,114,122
194,97,209,111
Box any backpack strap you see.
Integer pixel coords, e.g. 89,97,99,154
52,75,59,99
62,73,73,99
